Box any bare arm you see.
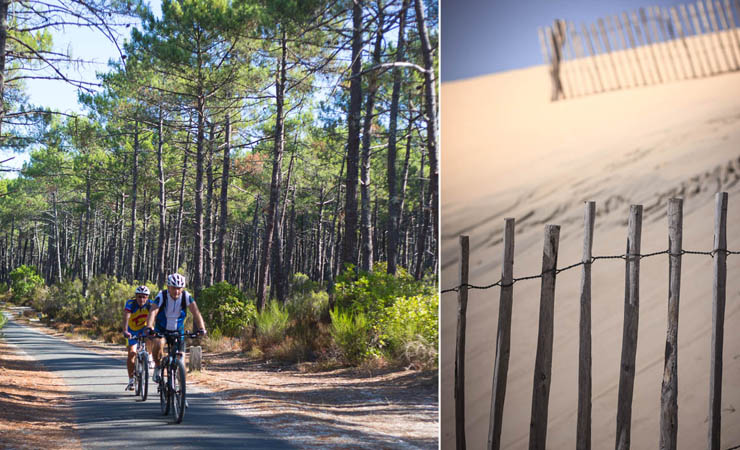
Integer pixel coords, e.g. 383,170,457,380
146,304,159,329
122,311,131,337
188,302,206,332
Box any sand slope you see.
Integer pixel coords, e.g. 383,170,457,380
440,67,740,449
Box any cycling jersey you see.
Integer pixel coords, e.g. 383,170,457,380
153,290,195,332
125,299,152,346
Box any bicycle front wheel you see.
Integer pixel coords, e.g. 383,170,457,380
134,356,142,397
172,358,187,424
140,353,149,402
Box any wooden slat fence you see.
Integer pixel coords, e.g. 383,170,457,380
539,0,740,101
444,192,738,450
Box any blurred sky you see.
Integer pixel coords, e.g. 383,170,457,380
441,0,701,82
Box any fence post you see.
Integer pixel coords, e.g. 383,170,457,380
660,198,683,450
616,205,642,450
455,235,469,450
570,21,595,94
708,192,727,450
528,225,560,450
577,202,595,450
488,218,515,450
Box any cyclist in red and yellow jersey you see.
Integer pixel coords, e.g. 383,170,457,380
122,286,153,391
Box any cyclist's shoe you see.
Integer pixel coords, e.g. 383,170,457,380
125,378,135,391
153,367,161,383
148,355,155,370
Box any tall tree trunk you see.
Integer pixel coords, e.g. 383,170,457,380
52,192,62,284
257,29,287,311
342,0,364,270
216,115,231,283
193,37,207,295
360,2,384,272
387,0,410,275
82,171,91,296
414,0,439,278
128,121,139,283
0,0,8,135
174,147,189,272
205,122,215,286
156,109,167,286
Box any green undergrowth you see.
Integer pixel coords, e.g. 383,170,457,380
3,265,438,369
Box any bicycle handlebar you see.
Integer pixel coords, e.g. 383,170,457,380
148,330,203,339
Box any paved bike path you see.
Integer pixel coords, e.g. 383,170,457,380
2,315,293,449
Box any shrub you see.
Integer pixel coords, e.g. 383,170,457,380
329,308,369,365
334,262,434,322
287,290,329,326
198,282,257,337
376,293,438,366
255,300,289,348
49,279,89,324
9,265,44,305
87,275,141,330
291,272,319,295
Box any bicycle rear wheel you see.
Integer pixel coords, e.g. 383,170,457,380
140,353,149,402
159,360,170,415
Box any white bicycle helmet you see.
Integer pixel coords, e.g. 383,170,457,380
135,285,150,295
167,273,186,288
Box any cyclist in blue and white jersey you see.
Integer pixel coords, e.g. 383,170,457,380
145,273,207,382
122,285,153,391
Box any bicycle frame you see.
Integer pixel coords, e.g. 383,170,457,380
151,330,199,423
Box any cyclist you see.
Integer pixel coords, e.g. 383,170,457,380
122,285,153,391
145,273,207,383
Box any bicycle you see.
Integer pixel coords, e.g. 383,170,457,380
150,329,201,424
130,334,151,401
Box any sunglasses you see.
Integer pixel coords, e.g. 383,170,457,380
136,294,149,299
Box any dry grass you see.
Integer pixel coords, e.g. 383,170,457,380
0,337,81,449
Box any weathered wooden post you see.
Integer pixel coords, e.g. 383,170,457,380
488,218,515,450
577,202,595,450
456,235,469,450
708,192,727,450
653,6,680,80
529,225,560,450
616,205,642,450
188,345,203,372
660,198,683,450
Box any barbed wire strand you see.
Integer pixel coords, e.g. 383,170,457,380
441,248,739,294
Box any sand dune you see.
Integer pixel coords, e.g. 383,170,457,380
440,67,740,449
